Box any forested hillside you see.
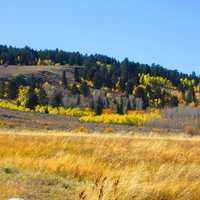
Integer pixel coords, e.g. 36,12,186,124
0,45,199,116
0,45,198,86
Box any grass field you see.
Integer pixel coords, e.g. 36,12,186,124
0,65,76,84
0,129,199,200
0,65,69,77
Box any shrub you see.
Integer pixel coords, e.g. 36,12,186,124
35,105,48,113
185,127,200,136
0,100,30,112
72,126,89,133
0,100,94,118
80,110,160,126
102,108,113,114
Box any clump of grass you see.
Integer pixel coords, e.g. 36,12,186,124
0,121,4,126
72,126,90,133
103,127,114,133
2,167,16,174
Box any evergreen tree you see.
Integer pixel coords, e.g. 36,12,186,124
6,78,18,99
116,97,124,114
169,96,179,107
71,84,80,95
26,87,38,109
0,81,5,98
49,92,63,107
93,72,102,89
94,97,103,115
185,88,196,104
125,81,134,95
80,81,90,97
37,88,48,105
74,68,80,82
61,70,67,88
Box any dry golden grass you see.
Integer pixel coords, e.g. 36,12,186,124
0,129,200,199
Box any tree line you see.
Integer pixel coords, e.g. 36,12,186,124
0,45,198,90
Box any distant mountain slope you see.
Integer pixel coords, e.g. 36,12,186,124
0,45,198,87
0,45,199,113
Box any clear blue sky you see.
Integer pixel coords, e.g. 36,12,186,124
1,0,200,74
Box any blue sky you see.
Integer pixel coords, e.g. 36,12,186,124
0,0,200,74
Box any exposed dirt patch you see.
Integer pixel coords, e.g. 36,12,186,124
0,108,137,133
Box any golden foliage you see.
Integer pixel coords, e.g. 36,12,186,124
139,74,173,89
0,100,161,126
0,130,200,199
0,100,31,112
80,110,160,126
0,100,94,117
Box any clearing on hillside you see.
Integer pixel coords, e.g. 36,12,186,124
0,65,77,83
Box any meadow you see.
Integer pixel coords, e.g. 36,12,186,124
0,129,200,200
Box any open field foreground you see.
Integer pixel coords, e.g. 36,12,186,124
0,130,199,199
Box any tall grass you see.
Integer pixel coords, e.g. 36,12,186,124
0,130,200,199
147,106,200,131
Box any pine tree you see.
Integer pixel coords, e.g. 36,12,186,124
49,92,63,107
71,84,80,95
125,81,134,95
116,97,124,114
61,70,67,88
74,68,80,82
6,78,18,99
26,87,38,109
93,72,102,89
169,96,179,107
185,88,196,104
94,97,103,115
37,88,48,105
80,81,90,97
0,81,5,98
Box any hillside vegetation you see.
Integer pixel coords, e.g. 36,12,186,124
0,130,199,200
0,45,199,116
